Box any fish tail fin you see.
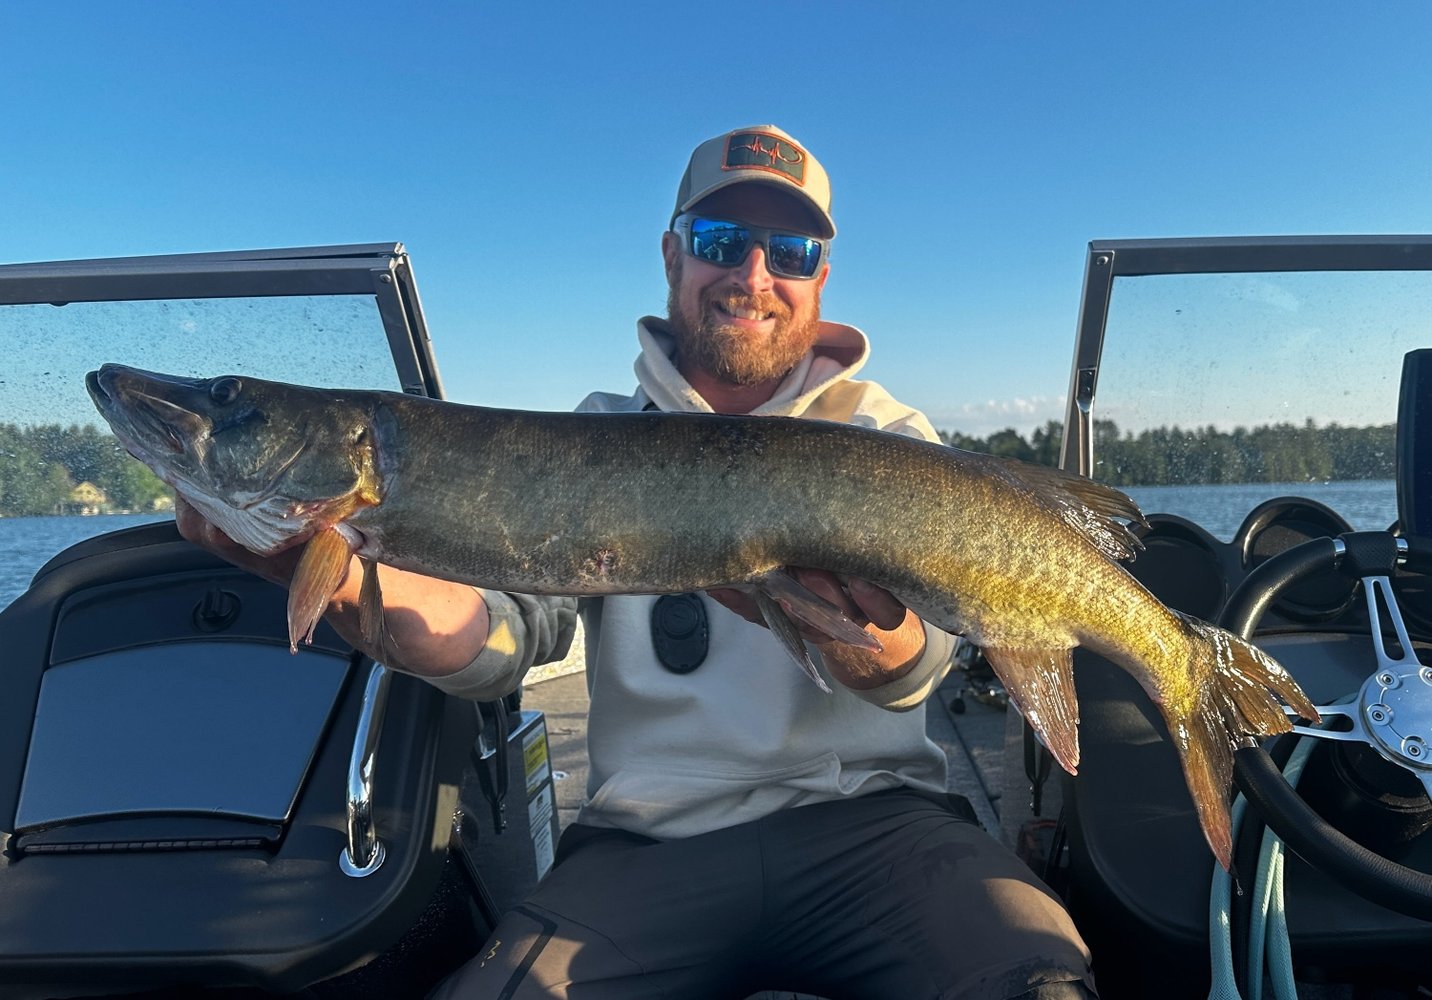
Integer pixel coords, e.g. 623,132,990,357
286,527,354,652
1169,687,1239,871
1168,614,1320,869
1178,612,1320,731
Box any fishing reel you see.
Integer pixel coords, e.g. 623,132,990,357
1222,530,1432,919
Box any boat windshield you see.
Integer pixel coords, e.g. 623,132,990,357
1066,240,1432,541
0,245,439,611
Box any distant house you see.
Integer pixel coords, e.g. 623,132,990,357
66,482,110,516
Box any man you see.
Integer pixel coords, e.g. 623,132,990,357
179,125,1096,999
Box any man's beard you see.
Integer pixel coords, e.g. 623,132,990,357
666,259,822,386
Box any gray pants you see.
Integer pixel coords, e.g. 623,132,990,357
432,789,1095,1000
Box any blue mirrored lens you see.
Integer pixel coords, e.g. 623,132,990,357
766,235,822,278
690,219,752,266
685,217,822,278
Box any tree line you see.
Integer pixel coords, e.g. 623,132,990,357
0,418,1399,518
0,423,168,517
939,418,1396,486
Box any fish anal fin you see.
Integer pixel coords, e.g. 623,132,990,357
752,589,833,694
286,527,354,652
982,645,1081,776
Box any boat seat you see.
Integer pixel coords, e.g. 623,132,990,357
0,521,478,997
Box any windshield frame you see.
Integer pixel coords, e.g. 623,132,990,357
1061,234,1432,477
0,242,445,399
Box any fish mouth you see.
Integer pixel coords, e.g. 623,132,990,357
87,364,207,457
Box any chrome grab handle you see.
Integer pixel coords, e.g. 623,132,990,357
339,662,391,877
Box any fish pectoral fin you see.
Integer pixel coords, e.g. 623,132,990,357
754,570,884,652
286,527,354,653
745,567,890,695
752,589,833,694
982,645,1081,776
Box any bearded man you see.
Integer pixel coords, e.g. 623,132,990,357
180,125,1098,999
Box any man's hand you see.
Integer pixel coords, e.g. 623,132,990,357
174,495,306,589
707,569,925,690
173,496,489,677
707,569,903,636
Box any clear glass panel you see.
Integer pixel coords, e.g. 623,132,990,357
1,294,399,610
1090,270,1426,539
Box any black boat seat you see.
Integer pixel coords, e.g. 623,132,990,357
0,521,476,997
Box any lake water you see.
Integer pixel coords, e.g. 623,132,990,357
1121,480,1398,541
0,512,171,611
0,481,1402,614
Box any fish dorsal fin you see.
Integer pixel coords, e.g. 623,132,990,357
982,646,1081,776
988,456,1148,562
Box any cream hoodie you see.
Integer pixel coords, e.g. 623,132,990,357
430,317,955,839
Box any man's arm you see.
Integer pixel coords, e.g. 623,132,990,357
795,573,929,690
176,497,501,680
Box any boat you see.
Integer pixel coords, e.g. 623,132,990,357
0,239,1429,998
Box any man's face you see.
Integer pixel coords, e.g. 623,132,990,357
663,185,829,388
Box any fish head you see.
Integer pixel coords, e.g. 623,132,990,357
86,364,386,554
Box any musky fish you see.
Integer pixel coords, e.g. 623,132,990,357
86,363,1318,869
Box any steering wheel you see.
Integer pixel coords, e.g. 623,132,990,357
1219,530,1432,919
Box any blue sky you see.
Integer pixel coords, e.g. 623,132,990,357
6,3,1432,436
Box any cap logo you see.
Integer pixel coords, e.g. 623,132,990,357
722,131,806,187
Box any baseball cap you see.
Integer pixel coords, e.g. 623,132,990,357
671,125,835,239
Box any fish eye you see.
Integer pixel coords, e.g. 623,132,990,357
209,377,243,405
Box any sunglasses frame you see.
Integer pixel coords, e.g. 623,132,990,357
671,213,828,280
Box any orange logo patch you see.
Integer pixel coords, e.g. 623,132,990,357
722,131,806,186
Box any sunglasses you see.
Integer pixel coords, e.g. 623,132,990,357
672,214,827,280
